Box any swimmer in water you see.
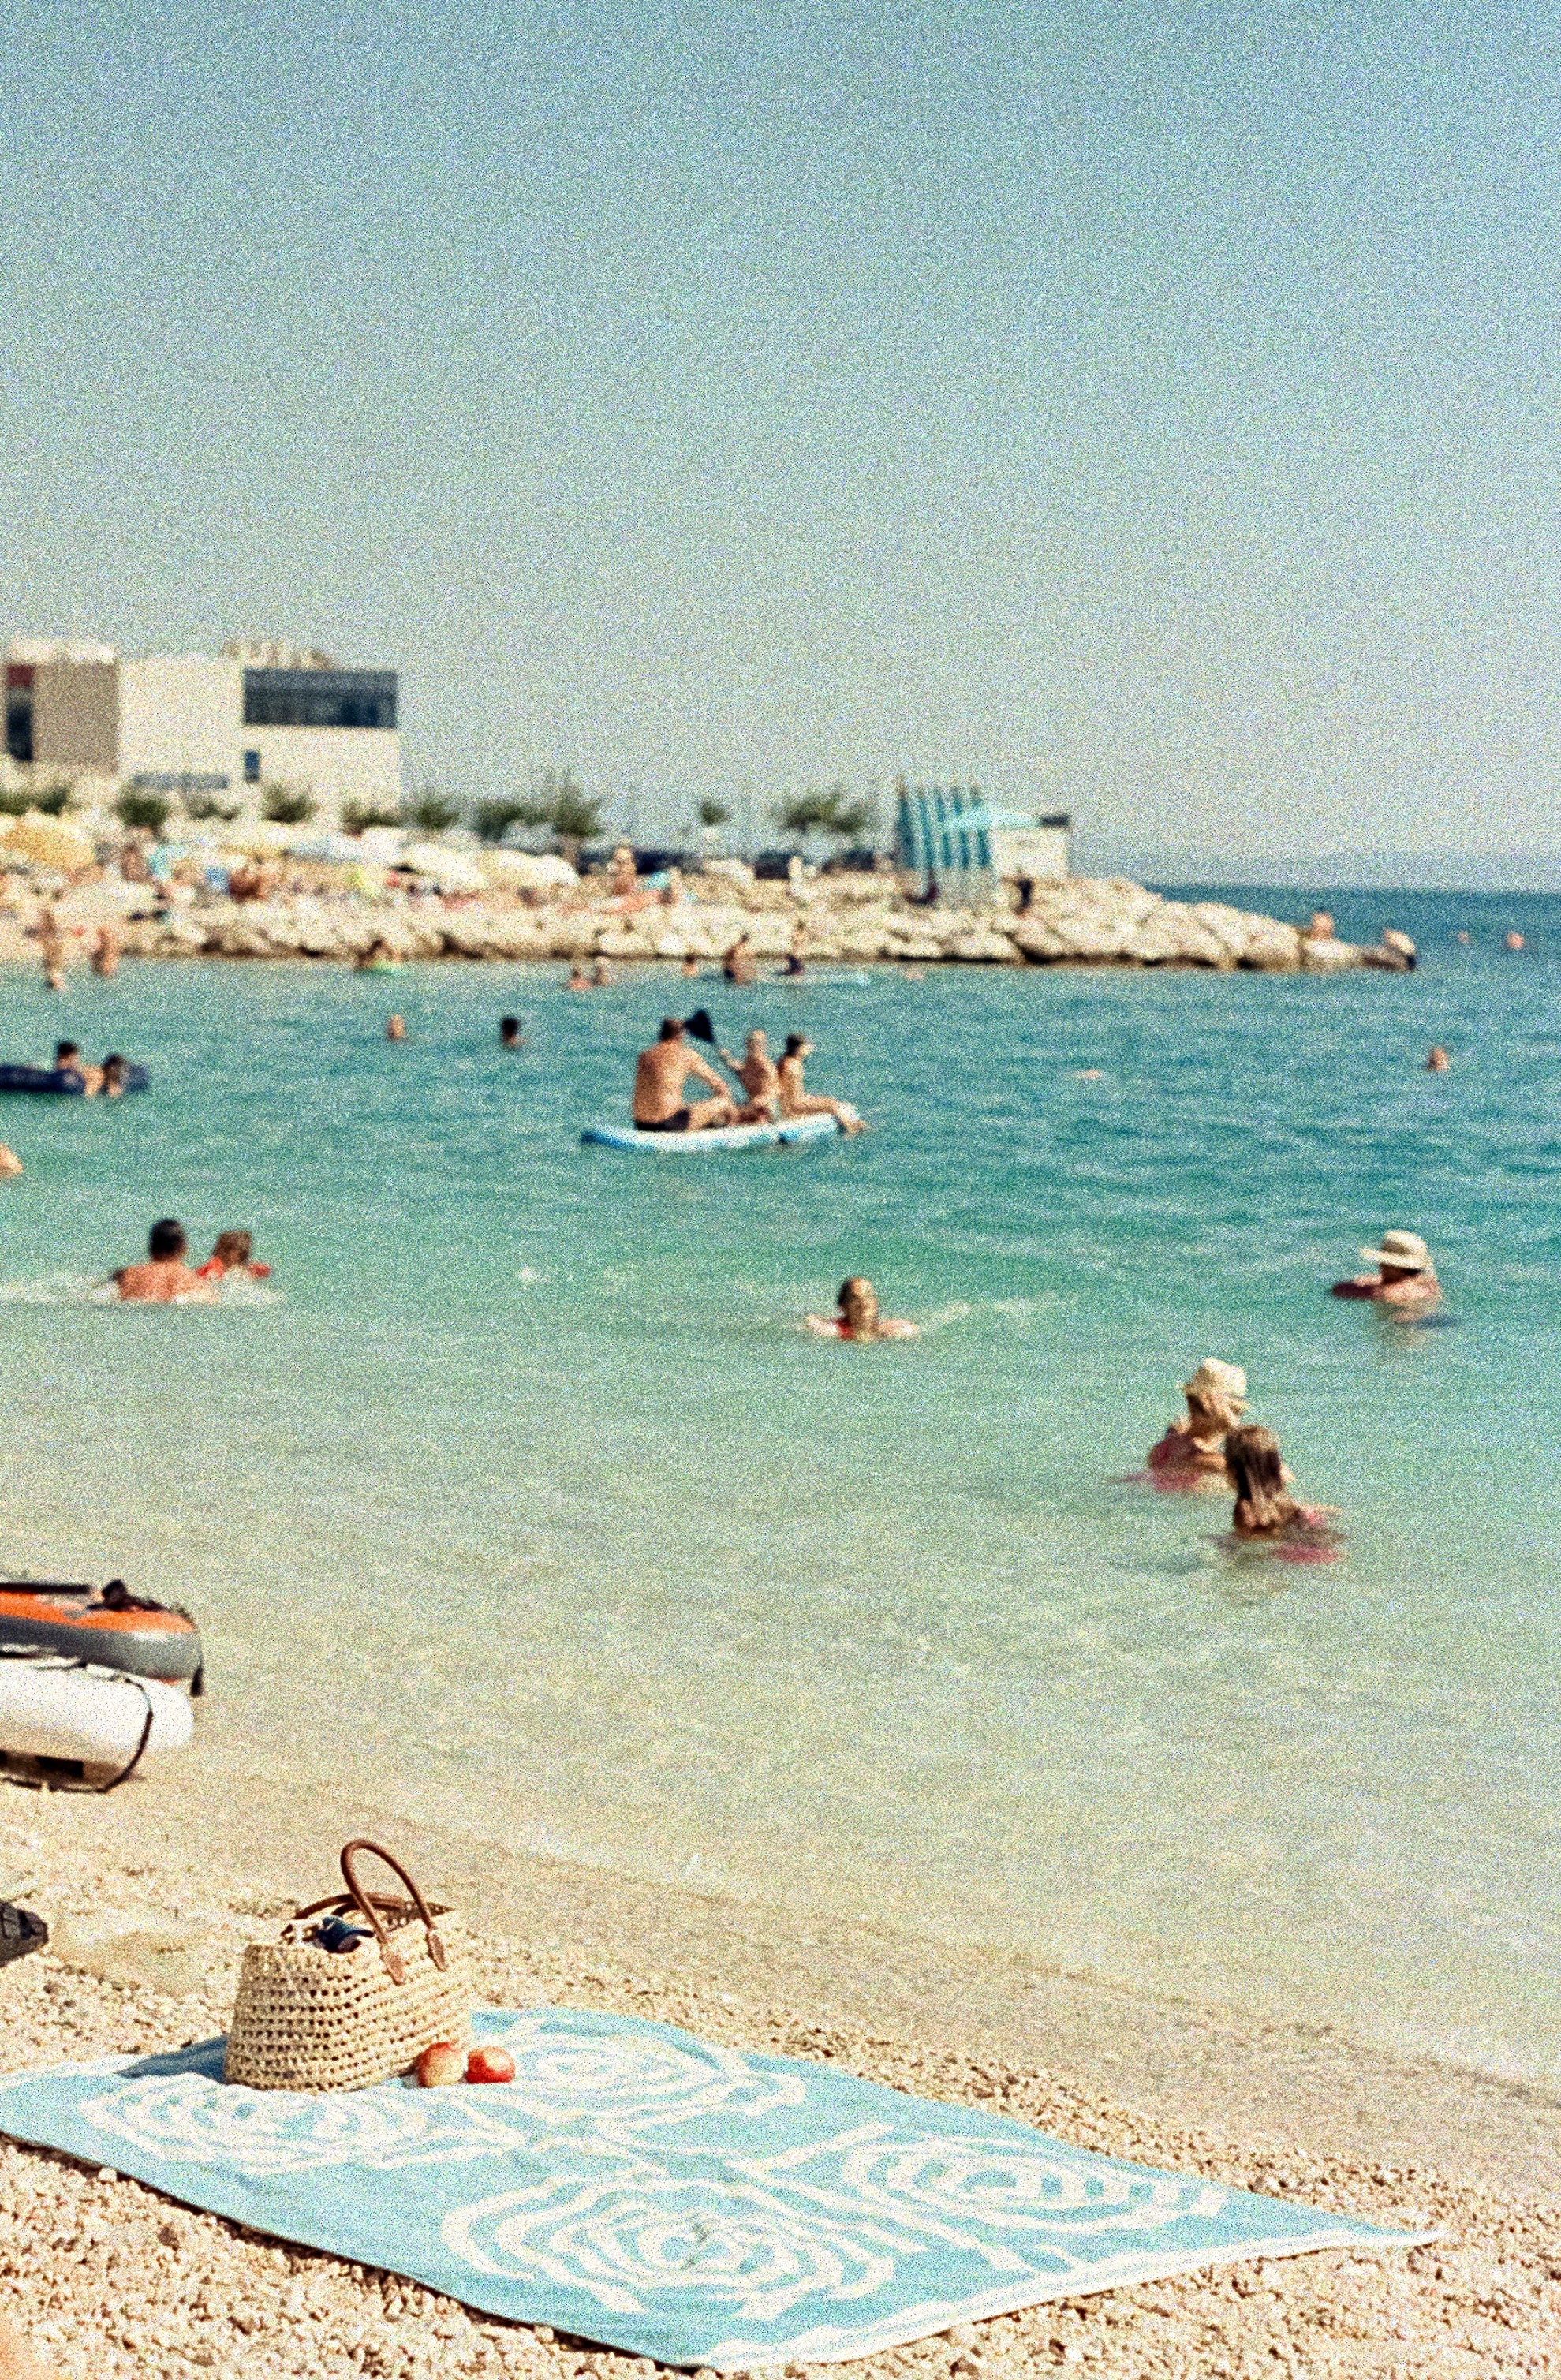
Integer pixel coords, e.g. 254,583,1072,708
567,965,592,992
806,1278,918,1341
113,1217,217,1303
385,1013,405,1041
500,1015,523,1048
723,934,757,985
1224,1424,1339,1546
90,923,118,978
1331,1229,1441,1310
195,1229,271,1283
1426,1045,1450,1072
0,1145,21,1179
1146,1359,1249,1485
100,1053,129,1098
1506,930,1525,951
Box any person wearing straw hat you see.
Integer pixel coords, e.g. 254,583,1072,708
1331,1229,1441,1309
1146,1358,1250,1483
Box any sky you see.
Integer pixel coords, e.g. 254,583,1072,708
2,2,1559,878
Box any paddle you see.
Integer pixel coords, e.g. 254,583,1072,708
682,1007,716,1044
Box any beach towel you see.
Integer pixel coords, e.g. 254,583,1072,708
0,2005,1431,2368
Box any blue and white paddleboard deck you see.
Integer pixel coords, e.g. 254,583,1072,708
581,1114,842,1153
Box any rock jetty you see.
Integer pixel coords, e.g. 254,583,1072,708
103,876,1414,972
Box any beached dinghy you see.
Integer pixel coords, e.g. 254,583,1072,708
0,1661,193,1770
0,1582,202,1683
0,1063,148,1095
581,1113,842,1153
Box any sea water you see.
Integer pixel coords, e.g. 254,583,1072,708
1,889,1558,2087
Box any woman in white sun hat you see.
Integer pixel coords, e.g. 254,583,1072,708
1331,1229,1442,1310
1146,1358,1250,1485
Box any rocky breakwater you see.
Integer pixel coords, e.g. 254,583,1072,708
116,877,1415,973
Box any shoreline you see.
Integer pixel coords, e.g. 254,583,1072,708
0,872,1416,974
0,1752,1552,2375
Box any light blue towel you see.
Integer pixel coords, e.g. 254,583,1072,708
0,2007,1429,2368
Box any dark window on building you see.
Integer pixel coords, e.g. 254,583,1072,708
244,749,260,783
5,664,33,764
242,669,397,731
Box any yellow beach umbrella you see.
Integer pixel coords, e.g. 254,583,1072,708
0,811,95,872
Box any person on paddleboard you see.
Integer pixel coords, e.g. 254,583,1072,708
778,1034,865,1133
716,1029,781,1120
632,1016,743,1133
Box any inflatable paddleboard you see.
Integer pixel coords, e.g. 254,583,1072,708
581,1114,843,1153
0,1064,148,1096
0,1662,193,1768
0,1582,202,1683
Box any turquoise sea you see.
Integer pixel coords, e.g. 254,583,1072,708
1,889,1558,2086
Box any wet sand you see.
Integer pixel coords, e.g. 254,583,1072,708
0,1743,1552,2378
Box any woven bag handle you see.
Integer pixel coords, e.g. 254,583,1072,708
338,1839,449,1986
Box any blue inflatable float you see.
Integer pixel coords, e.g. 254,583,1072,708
0,1065,148,1096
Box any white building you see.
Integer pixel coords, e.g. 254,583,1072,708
4,637,402,828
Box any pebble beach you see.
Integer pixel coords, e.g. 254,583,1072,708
0,1767,1553,2379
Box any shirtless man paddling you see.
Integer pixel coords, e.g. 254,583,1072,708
633,1018,740,1132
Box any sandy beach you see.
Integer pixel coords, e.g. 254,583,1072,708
0,1734,1552,2379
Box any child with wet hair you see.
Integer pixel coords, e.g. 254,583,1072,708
196,1230,271,1283
1224,1424,1339,1549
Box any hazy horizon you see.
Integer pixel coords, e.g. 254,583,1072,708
5,6,1560,869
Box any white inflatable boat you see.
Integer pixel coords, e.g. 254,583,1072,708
581,1113,842,1153
0,1661,193,1775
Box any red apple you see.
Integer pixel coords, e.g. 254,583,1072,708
465,2046,516,2085
416,2040,466,2087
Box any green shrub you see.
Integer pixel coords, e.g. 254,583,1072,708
115,786,171,837
0,782,73,819
402,787,461,833
185,792,242,824
342,800,403,835
261,785,316,827
473,799,528,845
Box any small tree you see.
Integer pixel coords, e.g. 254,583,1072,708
402,785,461,834
342,800,403,835
775,783,876,852
0,782,72,818
115,785,170,837
697,798,730,829
185,791,242,824
473,799,528,844
262,784,316,827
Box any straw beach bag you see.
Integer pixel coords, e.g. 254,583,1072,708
226,1840,472,2092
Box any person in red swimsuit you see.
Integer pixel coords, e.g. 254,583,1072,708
805,1278,918,1341
195,1230,271,1283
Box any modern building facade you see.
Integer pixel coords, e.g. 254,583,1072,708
895,783,1070,905
3,637,402,826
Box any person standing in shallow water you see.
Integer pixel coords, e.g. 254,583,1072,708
113,1219,215,1302
1146,1359,1249,1485
1332,1230,1441,1310
500,1016,522,1048
1224,1425,1339,1547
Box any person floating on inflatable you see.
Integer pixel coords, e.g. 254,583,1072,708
807,1278,917,1342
